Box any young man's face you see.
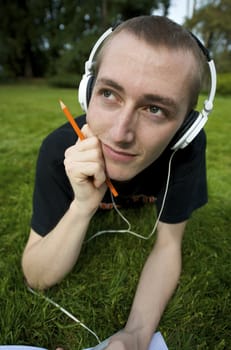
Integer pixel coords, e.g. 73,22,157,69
87,31,196,181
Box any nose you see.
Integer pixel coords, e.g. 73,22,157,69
110,106,137,145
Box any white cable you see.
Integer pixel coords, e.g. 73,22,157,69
86,150,177,242
27,150,177,347
27,286,101,344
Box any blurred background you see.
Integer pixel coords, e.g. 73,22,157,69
0,0,230,94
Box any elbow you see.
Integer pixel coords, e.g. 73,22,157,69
22,271,53,291
21,254,50,291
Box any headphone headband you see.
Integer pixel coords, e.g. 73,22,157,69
85,28,113,75
78,24,216,150
171,57,216,150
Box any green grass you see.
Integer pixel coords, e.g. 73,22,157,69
0,84,230,350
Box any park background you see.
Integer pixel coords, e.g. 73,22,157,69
0,1,230,349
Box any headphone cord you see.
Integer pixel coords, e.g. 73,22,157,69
86,149,177,242
27,149,177,346
27,286,101,344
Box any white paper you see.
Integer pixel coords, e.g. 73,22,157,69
83,331,168,350
0,347,47,350
148,332,168,350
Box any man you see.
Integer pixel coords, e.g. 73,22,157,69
22,16,211,350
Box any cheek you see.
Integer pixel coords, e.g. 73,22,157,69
141,126,170,149
143,142,165,165
86,107,101,133
86,104,111,136
139,127,176,163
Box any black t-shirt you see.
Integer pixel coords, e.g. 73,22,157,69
31,115,208,236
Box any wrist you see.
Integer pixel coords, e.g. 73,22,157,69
124,325,153,350
69,198,98,219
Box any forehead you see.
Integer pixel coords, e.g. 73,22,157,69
97,31,196,76
96,32,196,103
98,30,195,64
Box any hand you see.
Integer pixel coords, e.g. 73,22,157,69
64,124,107,216
105,330,139,350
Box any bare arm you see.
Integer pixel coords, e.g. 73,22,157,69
106,220,187,350
22,204,92,290
22,125,107,290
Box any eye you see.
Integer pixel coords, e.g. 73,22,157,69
102,89,112,98
98,88,121,105
147,105,165,117
100,89,116,100
149,105,161,114
143,104,169,122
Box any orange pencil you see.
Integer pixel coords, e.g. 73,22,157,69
59,100,118,197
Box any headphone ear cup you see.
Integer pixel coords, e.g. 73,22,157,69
78,74,94,112
170,110,199,150
86,75,95,107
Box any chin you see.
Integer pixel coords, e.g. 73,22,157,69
107,167,138,182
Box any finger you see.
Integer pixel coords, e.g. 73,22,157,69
65,159,106,187
81,123,94,138
65,144,104,163
72,123,94,147
65,136,101,158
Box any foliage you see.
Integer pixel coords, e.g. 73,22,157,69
47,73,81,89
216,73,231,95
1,0,230,82
0,0,51,78
0,84,230,349
185,0,231,73
0,0,170,81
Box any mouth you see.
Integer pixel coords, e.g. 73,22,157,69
102,143,137,163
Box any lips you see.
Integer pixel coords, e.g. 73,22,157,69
102,143,137,163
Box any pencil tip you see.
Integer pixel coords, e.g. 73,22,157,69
59,100,65,109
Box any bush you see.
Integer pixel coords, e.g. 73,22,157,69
0,66,16,83
216,73,231,95
47,73,82,89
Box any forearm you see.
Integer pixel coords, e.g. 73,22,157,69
124,230,183,349
22,201,93,290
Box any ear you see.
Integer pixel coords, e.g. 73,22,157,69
78,27,114,112
78,73,94,112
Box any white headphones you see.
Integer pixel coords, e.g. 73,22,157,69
78,26,216,150
78,27,113,113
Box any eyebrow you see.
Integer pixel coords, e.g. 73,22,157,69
95,78,125,93
95,77,178,113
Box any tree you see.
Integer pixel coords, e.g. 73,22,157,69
0,0,171,80
53,0,171,81
185,0,231,72
0,0,50,78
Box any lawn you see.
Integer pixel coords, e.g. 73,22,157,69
0,83,230,350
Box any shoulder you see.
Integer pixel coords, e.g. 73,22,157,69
179,128,206,157
169,129,206,162
171,129,207,172
40,114,86,161
149,129,207,176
